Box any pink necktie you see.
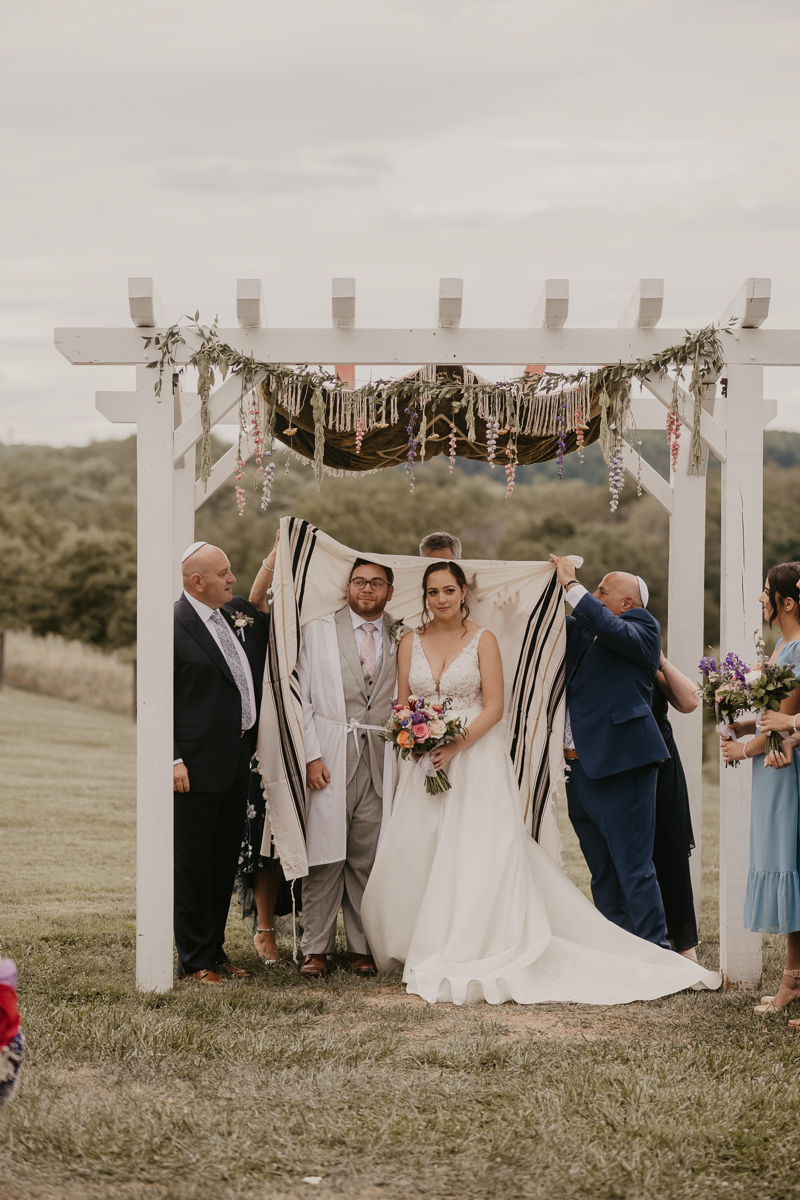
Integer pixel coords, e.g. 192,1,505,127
360,622,377,676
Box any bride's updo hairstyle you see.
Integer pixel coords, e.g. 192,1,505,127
420,560,470,631
765,562,800,626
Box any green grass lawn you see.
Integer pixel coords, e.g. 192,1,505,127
1,686,798,1200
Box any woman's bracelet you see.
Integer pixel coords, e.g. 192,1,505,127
262,560,274,572
793,714,799,733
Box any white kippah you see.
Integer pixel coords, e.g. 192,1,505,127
636,575,649,607
181,541,208,564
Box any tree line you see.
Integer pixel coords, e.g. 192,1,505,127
2,430,800,654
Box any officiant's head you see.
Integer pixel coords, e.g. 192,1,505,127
419,531,461,560
182,543,235,609
593,572,645,617
347,558,394,620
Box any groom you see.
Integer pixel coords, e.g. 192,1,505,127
550,555,670,948
297,558,398,976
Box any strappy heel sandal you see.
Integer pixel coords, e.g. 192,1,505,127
254,926,279,964
754,968,800,1014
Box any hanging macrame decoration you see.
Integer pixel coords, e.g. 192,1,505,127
144,320,729,513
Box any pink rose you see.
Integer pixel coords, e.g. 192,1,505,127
395,708,411,721
414,723,430,741
428,719,446,737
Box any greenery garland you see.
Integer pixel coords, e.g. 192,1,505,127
144,317,730,513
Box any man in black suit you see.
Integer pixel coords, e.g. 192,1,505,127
173,537,277,984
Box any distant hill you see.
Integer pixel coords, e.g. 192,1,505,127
456,429,800,486
3,430,800,653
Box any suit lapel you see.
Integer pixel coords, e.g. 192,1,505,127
335,606,368,700
178,596,236,687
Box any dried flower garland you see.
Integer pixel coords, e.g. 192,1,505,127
144,317,729,513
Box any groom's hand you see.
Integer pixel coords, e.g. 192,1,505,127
307,758,331,790
549,554,577,589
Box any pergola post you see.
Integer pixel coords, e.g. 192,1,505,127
667,430,708,928
135,362,175,992
718,362,764,990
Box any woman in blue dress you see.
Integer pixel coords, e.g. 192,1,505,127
721,561,800,1017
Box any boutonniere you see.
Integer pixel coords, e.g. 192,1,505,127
387,618,407,655
231,611,255,642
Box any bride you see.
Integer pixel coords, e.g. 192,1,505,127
361,560,721,1005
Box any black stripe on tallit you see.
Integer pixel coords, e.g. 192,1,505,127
290,518,318,616
508,574,559,761
266,598,306,837
506,574,562,839
529,658,566,840
513,585,561,781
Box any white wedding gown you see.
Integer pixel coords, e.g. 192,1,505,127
361,629,722,1005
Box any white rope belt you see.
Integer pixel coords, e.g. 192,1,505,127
317,714,386,755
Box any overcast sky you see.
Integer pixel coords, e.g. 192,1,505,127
2,0,799,445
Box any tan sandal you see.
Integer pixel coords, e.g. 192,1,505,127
754,968,800,1014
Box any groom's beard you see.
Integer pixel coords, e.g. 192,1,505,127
348,594,387,620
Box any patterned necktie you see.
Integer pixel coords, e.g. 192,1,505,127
359,622,377,677
210,610,254,729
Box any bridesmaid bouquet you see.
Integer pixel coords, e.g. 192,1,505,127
698,652,751,767
382,696,467,795
742,632,800,757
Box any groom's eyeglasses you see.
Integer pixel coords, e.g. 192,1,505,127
349,577,389,591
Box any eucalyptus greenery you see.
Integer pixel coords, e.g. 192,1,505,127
144,316,731,509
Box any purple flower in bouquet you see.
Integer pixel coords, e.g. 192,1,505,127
699,655,717,677
721,651,747,682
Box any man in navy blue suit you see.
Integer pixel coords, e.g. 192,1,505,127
550,555,670,948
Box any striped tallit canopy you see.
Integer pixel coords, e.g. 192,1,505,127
257,517,577,880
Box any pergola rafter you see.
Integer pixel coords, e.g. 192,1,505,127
56,275,800,993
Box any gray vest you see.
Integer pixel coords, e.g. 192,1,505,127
334,605,397,798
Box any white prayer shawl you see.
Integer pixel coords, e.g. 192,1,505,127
257,517,574,880
297,613,397,867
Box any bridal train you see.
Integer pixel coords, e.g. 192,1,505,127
361,629,721,1005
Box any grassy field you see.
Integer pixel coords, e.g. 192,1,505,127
1,687,798,1200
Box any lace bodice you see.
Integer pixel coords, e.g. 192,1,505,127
409,628,484,711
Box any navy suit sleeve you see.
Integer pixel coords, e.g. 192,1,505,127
570,592,660,668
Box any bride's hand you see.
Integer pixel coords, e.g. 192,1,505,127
429,741,462,770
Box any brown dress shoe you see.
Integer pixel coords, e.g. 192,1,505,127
300,954,328,976
350,953,377,975
217,962,254,979
186,969,223,985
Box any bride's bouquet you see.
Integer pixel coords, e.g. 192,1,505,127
698,652,751,768
382,695,467,795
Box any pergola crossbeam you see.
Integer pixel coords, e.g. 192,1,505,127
619,440,673,513
173,372,264,463
720,277,771,330
194,441,252,509
55,326,800,367
617,279,664,329
640,372,727,461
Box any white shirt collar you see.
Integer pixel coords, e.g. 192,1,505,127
349,607,385,633
183,589,220,624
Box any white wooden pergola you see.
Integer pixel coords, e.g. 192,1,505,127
56,275,800,993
